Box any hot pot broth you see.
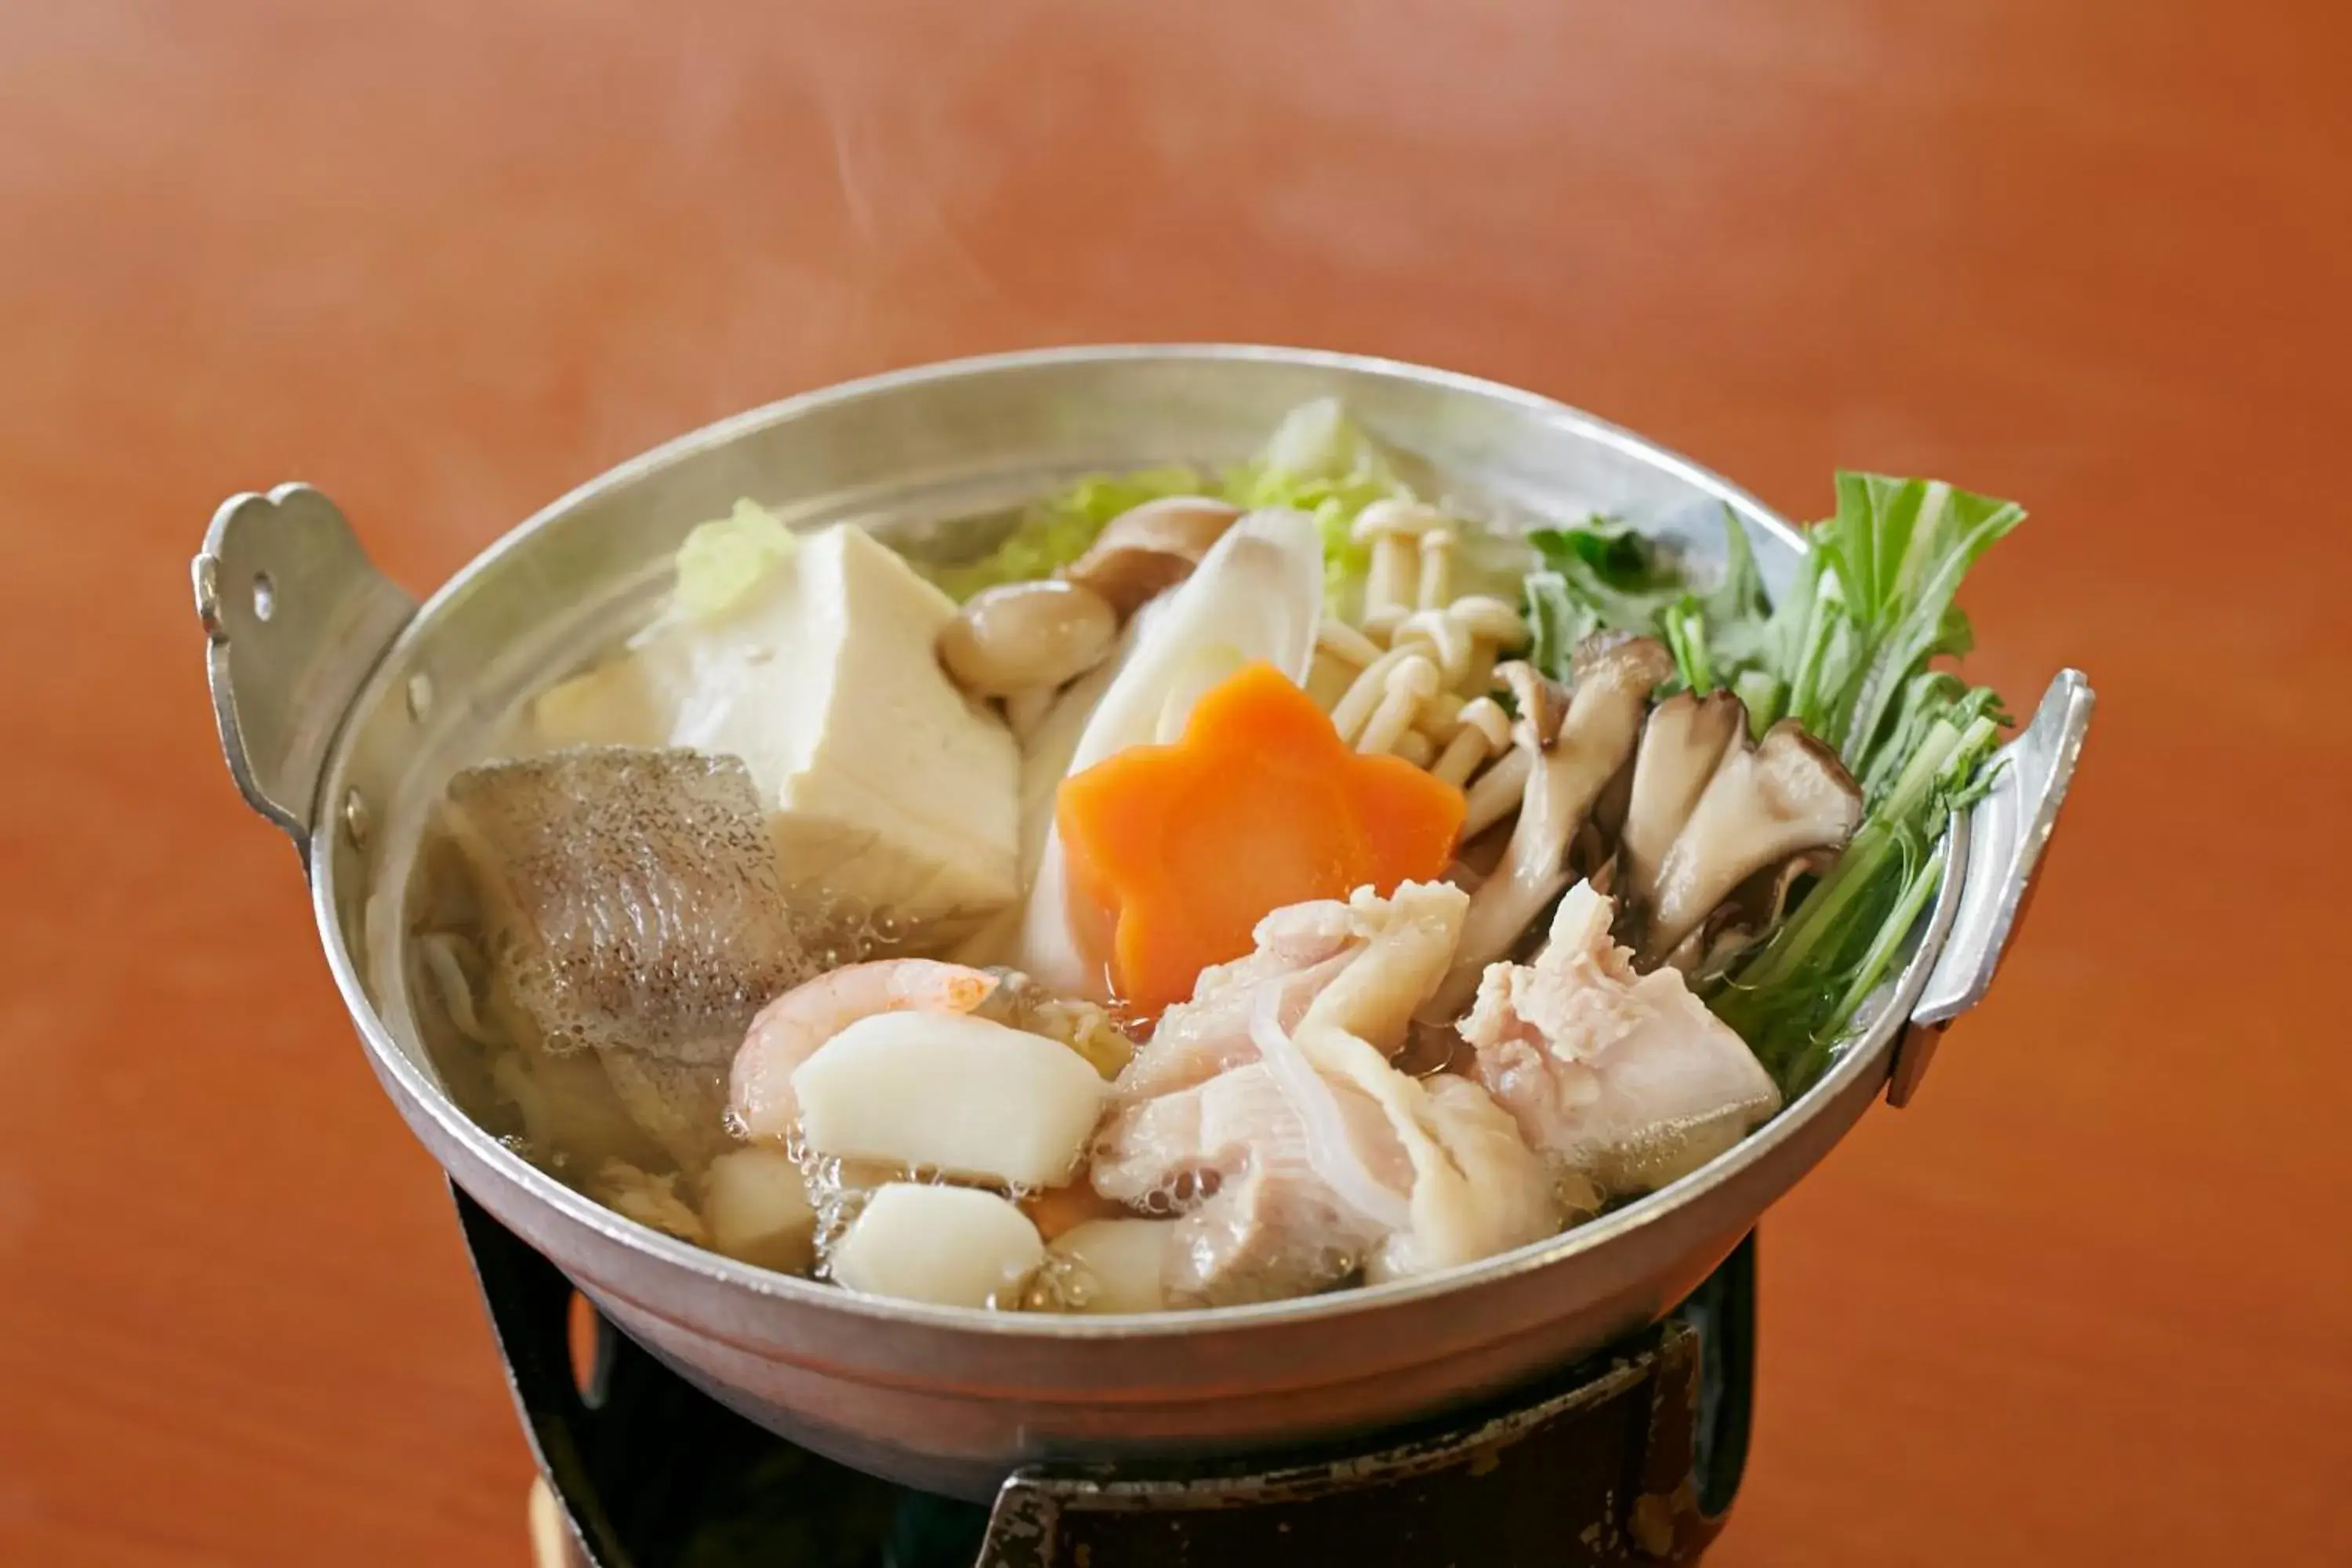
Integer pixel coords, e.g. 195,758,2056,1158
404,399,2021,1315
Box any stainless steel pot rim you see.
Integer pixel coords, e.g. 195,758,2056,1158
310,343,1939,1338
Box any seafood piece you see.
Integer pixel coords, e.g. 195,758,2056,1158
445,747,828,1174
1459,882,1781,1198
729,960,1000,1145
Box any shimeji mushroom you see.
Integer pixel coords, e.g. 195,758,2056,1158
1416,527,1457,609
1431,696,1512,789
1620,711,1863,969
1306,619,1385,710
1063,497,1244,615
1351,499,1451,640
1426,635,1677,1017
1392,596,1525,695
937,579,1121,699
1354,653,1443,755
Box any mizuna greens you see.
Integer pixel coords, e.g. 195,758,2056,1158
1523,475,2022,1087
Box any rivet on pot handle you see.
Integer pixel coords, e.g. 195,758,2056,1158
192,485,416,866
1885,669,2095,1107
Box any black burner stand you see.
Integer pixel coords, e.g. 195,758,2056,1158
456,1188,1755,1568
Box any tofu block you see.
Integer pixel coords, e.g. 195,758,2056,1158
530,522,1020,933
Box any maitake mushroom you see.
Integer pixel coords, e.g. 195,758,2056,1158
1614,695,1863,969
1351,499,1452,640
1425,634,1677,1018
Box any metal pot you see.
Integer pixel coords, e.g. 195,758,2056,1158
192,345,2092,1501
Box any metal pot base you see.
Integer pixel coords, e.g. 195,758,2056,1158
471,1187,1755,1568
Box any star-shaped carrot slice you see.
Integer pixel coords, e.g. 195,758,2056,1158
1055,662,1467,1014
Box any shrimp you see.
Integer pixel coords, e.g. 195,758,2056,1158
728,960,1000,1145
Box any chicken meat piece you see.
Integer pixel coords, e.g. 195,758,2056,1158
1457,881,1781,1198
1363,1071,1562,1283
1091,1062,1409,1307
1115,880,1468,1102
1087,879,1560,1307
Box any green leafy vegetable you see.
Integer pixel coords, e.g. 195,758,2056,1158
931,397,1427,615
1753,474,2022,784
1523,510,1766,699
1711,684,2008,1086
1222,397,1417,616
673,499,799,622
1517,474,2026,1089
926,466,1207,601
1523,572,1586,679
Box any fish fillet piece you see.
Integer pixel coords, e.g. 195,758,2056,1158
599,1051,735,1175
1457,881,1780,1198
442,746,824,1068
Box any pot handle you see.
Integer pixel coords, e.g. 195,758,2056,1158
192,485,416,865
1886,667,2095,1105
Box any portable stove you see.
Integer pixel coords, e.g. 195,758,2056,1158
459,1189,1754,1568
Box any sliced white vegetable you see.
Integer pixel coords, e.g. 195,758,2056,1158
790,1012,1109,1188
1013,510,1324,996
1048,1218,1172,1314
700,1147,817,1274
827,1183,1044,1308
